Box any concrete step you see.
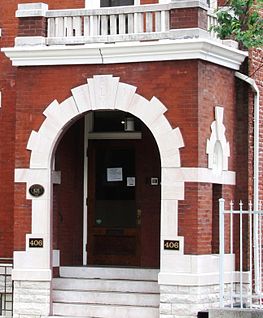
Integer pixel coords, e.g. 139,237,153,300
53,289,160,307
51,267,160,318
52,303,159,318
59,266,159,281
53,277,159,293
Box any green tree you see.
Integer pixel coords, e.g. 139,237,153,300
212,0,263,49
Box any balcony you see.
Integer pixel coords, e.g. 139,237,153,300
2,1,247,68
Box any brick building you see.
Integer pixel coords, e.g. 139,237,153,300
0,0,261,317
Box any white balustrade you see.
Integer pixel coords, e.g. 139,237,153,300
46,4,171,44
44,4,219,45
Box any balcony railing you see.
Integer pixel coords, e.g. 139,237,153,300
46,4,171,45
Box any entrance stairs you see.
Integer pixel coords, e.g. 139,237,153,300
50,266,160,318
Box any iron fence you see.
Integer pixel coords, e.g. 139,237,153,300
0,259,13,317
219,199,263,309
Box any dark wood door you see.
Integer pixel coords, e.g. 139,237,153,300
87,140,141,266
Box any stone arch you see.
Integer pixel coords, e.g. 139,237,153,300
27,75,184,169
14,74,185,278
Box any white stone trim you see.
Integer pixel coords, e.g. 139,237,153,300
207,107,230,171
53,250,60,267
2,38,248,70
162,167,235,185
15,36,47,46
12,269,52,281
159,254,235,285
16,3,49,17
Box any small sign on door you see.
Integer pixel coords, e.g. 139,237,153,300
127,177,135,187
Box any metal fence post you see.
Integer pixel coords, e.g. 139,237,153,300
219,198,225,308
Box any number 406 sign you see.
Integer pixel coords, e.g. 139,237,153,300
164,240,180,251
29,238,44,248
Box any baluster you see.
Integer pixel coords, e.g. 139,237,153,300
56,17,64,37
127,13,134,33
137,13,144,33
84,16,90,37
47,18,55,37
118,14,126,34
110,15,117,35
145,12,153,32
155,11,161,32
90,15,99,36
66,17,74,37
73,16,82,36
101,15,108,35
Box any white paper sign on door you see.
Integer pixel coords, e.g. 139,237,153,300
107,167,123,182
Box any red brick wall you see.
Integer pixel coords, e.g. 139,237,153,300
0,3,17,258
18,17,47,37
170,8,207,30
250,48,263,202
11,59,241,257
0,0,248,259
0,0,85,256
178,61,243,255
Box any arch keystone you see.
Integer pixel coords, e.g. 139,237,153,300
87,75,120,110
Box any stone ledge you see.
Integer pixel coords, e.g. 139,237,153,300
209,309,263,318
16,3,48,18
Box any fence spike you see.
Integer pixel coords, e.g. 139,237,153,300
230,200,234,211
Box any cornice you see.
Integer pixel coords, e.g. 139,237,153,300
2,38,247,69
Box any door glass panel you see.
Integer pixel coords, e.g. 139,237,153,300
100,0,134,6
95,147,136,228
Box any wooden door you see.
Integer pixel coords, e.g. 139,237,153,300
87,140,141,266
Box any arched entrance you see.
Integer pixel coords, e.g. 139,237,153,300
13,74,185,288
54,110,162,268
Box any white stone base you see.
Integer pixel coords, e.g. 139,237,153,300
13,281,51,318
160,284,220,318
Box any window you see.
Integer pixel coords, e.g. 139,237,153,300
100,0,134,6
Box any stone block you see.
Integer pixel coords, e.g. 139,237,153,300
160,303,173,315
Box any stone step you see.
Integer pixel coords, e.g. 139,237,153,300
53,289,160,307
52,303,159,318
59,266,159,281
53,277,159,293
52,267,160,318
